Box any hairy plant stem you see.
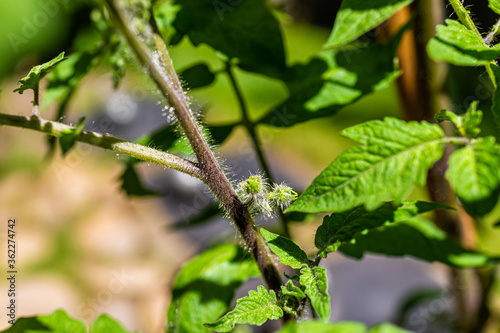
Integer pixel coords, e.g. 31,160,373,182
225,63,291,238
0,113,202,178
103,0,284,294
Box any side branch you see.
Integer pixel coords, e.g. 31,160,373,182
0,113,202,179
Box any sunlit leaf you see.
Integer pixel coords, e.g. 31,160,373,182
325,0,413,48
204,285,283,332
260,228,309,269
287,118,445,213
14,52,67,95
300,266,330,322
446,137,500,216
427,20,500,66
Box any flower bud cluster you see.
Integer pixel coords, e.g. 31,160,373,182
237,175,298,217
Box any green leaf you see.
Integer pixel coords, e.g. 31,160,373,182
299,266,330,322
277,320,368,333
59,117,86,156
490,0,500,15
173,0,286,78
287,117,445,213
260,24,406,127
279,281,306,315
1,310,135,333
91,314,138,333
180,63,216,89
368,323,414,333
260,228,309,269
427,20,500,66
1,310,86,333
204,285,283,332
325,0,413,48
339,217,494,267
463,101,483,138
490,64,500,127
434,109,463,129
446,137,500,216
42,51,96,110
167,244,260,333
281,280,306,299
14,52,67,94
435,101,482,138
119,164,158,196
315,201,451,257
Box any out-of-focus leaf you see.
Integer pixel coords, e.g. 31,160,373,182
368,323,414,333
167,244,260,333
435,101,483,138
260,22,407,127
287,118,445,213
42,51,96,110
90,315,138,333
14,52,67,95
427,20,500,66
119,164,157,196
315,201,451,257
180,63,215,89
490,64,500,127
260,228,309,269
325,0,413,48
173,0,286,78
59,117,86,156
171,203,223,229
1,310,86,333
446,137,500,217
277,321,414,333
339,217,494,267
299,267,330,322
277,320,367,333
204,285,283,332
490,0,500,14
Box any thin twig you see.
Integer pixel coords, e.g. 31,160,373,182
0,112,202,178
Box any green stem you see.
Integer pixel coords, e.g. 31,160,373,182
104,0,284,294
0,112,202,178
225,63,291,238
447,0,480,34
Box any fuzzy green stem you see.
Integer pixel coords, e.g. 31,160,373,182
225,63,292,238
104,0,284,294
0,112,202,179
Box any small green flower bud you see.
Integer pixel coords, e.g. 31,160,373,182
268,184,298,209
